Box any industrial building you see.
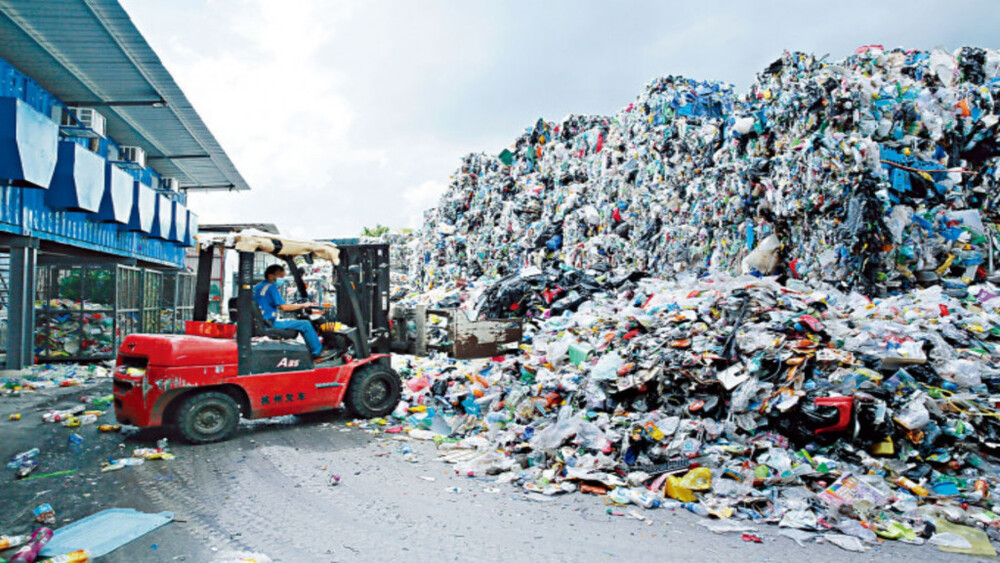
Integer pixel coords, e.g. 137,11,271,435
0,0,249,370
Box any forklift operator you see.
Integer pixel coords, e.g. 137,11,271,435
253,265,325,359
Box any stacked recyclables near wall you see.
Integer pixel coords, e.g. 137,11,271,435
2,363,111,391
387,47,1000,553
34,300,115,359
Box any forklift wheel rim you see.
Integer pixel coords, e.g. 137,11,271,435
365,379,390,408
193,404,227,435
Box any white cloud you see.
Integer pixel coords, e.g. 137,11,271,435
401,180,447,228
124,0,386,237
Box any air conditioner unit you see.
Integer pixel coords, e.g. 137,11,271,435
118,146,147,170
59,107,106,138
160,177,180,192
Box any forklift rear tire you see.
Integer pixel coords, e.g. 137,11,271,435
346,364,402,418
176,391,240,444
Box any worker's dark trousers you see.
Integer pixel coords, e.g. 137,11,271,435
274,319,323,356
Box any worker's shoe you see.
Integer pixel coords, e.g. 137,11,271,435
313,350,338,364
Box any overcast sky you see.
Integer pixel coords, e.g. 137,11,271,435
120,0,1000,239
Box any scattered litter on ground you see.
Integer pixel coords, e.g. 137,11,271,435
210,552,273,563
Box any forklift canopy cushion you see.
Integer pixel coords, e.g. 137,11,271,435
196,229,340,264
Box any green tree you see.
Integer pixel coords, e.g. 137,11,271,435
361,224,390,237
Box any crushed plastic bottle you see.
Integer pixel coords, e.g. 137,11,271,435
39,550,91,563
0,535,28,550
9,527,53,563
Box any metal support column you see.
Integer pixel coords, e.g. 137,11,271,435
5,237,38,371
236,251,254,375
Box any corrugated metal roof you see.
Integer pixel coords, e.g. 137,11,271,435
0,0,250,192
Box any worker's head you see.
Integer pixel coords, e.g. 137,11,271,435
264,264,286,283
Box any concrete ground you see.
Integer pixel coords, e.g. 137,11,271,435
0,379,994,562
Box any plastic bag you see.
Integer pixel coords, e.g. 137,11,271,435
741,235,782,275
590,352,624,381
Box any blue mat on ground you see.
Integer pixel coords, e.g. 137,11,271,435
39,508,174,558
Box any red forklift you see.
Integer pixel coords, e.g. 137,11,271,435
113,232,402,443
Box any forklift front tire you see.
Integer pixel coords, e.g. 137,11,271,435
176,391,240,444
346,364,402,418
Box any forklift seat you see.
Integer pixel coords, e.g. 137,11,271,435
228,297,300,340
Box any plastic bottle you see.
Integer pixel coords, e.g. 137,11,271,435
681,502,710,517
42,406,85,423
6,448,39,469
91,395,113,409
68,433,84,454
0,535,28,550
39,550,91,563
895,476,929,497
9,527,54,563
485,411,507,424
15,461,38,479
60,417,80,428
965,453,998,473
77,414,98,426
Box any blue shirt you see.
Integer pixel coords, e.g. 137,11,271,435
252,281,285,322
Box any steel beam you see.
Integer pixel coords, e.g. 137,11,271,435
5,237,38,370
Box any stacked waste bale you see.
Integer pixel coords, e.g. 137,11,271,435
412,47,1000,297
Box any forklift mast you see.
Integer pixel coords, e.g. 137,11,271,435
328,242,391,357
192,244,215,322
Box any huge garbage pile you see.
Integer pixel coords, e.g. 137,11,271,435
392,46,1000,554
412,46,1000,297
396,272,1000,552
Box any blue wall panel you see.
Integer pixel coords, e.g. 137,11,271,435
127,181,156,232
152,193,172,240
169,200,187,243
46,141,105,212
98,163,134,224
184,210,198,246
0,97,59,188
